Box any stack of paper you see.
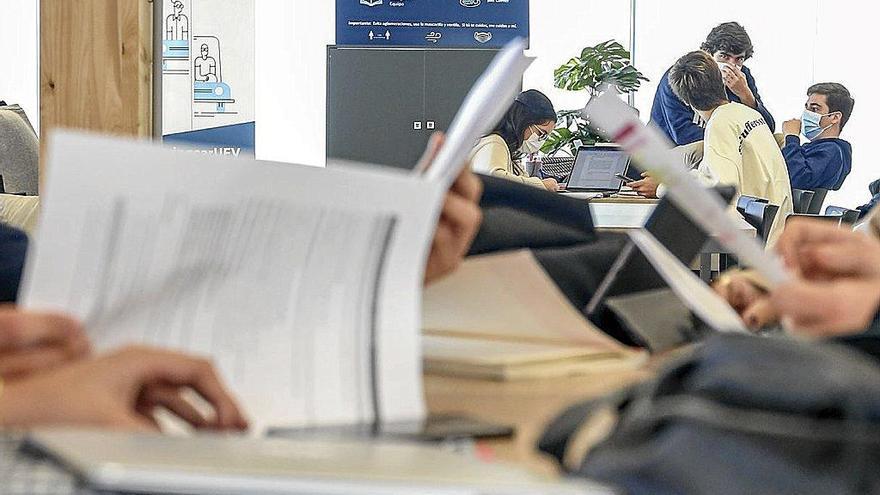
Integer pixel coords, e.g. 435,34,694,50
422,250,646,380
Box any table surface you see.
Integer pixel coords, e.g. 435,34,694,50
424,362,660,475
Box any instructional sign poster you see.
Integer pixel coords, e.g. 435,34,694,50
336,0,529,48
161,0,255,156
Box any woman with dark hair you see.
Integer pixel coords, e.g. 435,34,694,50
470,89,559,191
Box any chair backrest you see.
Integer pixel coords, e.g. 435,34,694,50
743,201,780,245
0,104,39,195
786,213,843,227
791,189,816,214
824,205,860,225
736,195,768,216
806,188,829,215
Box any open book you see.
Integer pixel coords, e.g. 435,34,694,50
422,250,646,380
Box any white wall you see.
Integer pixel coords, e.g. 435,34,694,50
0,0,40,132
255,0,334,166
814,1,880,208
524,1,630,112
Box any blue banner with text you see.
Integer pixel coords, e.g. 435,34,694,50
336,0,529,48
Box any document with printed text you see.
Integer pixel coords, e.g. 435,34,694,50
21,132,444,433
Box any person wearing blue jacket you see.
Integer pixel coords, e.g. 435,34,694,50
650,22,775,146
781,82,854,191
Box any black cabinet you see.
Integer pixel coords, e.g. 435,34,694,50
327,47,509,170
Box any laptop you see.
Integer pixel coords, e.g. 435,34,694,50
563,145,632,193
28,429,611,495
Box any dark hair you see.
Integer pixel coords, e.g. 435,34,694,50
491,89,557,163
668,51,728,111
700,22,754,60
808,82,855,131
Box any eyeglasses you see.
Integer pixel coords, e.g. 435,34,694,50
531,125,550,140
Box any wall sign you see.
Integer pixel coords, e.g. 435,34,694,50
336,0,529,48
161,0,255,156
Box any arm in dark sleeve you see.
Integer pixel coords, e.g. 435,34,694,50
782,136,841,190
655,76,705,146
0,223,27,302
744,69,775,131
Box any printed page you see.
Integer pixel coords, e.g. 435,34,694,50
628,230,749,333
21,131,444,432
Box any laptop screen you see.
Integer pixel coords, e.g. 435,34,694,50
567,147,630,191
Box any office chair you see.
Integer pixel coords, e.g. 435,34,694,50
806,188,829,214
736,195,768,216
0,104,39,195
743,201,780,245
791,189,816,214
786,213,843,227
824,205,860,225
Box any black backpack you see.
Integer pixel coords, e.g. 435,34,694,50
539,334,880,495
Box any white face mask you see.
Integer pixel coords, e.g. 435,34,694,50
520,126,547,154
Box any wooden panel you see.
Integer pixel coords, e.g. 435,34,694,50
40,0,152,140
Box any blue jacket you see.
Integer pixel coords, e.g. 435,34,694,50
0,223,27,302
649,66,775,146
782,135,852,191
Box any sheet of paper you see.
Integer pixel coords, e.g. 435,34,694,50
583,93,789,286
419,37,534,188
627,230,749,333
422,250,626,351
21,131,445,433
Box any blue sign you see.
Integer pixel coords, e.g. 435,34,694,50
336,0,529,48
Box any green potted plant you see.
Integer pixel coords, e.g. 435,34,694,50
542,40,648,157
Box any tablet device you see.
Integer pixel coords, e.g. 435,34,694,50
585,185,736,345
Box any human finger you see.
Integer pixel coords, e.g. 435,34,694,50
0,309,88,355
117,348,248,431
415,132,446,173
775,219,862,269
139,384,211,429
450,166,483,204
0,347,84,379
795,239,880,280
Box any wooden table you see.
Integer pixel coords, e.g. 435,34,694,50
424,364,657,475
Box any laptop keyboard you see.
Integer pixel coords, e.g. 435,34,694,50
0,434,89,495
539,156,575,180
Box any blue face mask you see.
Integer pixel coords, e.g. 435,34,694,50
801,110,836,141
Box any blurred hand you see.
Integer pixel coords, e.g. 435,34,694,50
782,119,801,137
542,177,560,192
629,172,659,198
0,308,89,380
420,133,484,285
713,272,779,330
0,346,249,432
770,219,880,337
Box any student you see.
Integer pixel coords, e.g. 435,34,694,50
781,83,854,191
633,50,793,245
649,22,775,146
470,90,560,191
